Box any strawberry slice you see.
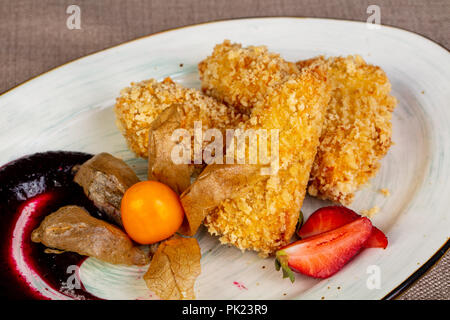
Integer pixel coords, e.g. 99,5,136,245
297,206,388,249
297,206,358,238
363,227,388,249
276,217,372,280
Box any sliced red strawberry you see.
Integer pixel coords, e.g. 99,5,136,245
297,206,359,238
276,217,372,280
297,206,388,249
364,226,388,249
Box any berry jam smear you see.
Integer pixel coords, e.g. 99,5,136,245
0,151,104,300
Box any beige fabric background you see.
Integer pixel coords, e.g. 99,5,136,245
0,0,448,300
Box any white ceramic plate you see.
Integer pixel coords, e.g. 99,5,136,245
1,18,449,300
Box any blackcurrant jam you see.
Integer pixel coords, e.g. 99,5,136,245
0,151,103,300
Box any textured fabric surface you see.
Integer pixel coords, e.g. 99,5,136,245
0,0,448,300
397,251,449,300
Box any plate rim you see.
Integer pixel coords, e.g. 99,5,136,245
382,239,449,300
1,16,449,300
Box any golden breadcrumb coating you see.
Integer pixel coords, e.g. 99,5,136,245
114,77,244,158
361,206,380,218
199,43,396,205
198,40,299,113
204,65,330,255
298,56,396,204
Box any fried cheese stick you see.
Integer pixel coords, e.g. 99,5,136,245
297,56,396,204
115,77,244,158
114,77,246,193
182,64,330,255
198,40,299,114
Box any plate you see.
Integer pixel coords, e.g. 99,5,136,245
1,17,449,300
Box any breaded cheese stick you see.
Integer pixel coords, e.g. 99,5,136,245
198,40,299,113
115,77,246,193
297,56,396,204
182,65,330,255
115,77,244,158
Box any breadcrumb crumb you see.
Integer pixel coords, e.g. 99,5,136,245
361,206,380,218
379,188,390,196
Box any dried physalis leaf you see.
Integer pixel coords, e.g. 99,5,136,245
179,163,265,236
148,105,196,195
31,206,149,266
143,237,201,300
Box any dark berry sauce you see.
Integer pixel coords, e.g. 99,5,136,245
0,151,105,300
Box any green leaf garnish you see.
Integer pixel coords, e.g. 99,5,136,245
274,257,281,271
295,211,304,234
275,250,295,283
